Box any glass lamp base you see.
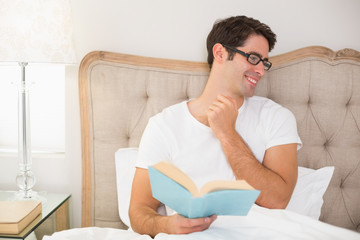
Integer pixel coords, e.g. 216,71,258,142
14,189,37,200
11,190,48,205
16,170,36,199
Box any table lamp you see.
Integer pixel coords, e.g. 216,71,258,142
0,0,76,198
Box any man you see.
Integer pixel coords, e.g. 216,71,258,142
129,15,302,237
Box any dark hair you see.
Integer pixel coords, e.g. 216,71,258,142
206,16,277,68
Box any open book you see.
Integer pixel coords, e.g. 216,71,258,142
148,161,260,218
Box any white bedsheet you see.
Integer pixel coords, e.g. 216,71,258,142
43,206,360,240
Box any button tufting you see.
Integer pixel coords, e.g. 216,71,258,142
125,134,130,143
339,180,344,189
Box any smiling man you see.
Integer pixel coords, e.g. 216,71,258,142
129,15,302,237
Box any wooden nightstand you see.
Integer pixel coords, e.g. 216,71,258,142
0,191,70,240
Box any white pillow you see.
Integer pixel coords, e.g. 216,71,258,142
286,166,334,219
115,148,138,227
115,148,334,226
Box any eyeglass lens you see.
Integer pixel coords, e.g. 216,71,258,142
247,54,271,70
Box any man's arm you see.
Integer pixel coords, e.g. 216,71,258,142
208,95,298,209
129,168,217,237
220,134,297,208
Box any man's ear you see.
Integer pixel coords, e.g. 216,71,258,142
212,43,227,64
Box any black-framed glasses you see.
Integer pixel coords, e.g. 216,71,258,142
222,44,272,71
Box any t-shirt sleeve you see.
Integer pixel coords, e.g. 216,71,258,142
265,106,302,150
135,116,173,169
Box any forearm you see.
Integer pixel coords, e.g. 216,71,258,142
129,168,169,237
129,204,167,237
219,132,295,209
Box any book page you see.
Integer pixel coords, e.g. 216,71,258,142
152,161,200,196
200,180,255,196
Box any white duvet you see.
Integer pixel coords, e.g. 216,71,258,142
44,205,360,240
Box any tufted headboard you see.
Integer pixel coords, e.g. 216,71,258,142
79,46,360,232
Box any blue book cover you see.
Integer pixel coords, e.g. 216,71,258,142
148,162,260,219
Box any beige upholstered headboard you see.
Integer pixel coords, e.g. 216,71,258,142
79,46,360,232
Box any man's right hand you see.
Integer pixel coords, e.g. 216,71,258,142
167,214,217,234
207,94,239,141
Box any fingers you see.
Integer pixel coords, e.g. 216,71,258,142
186,215,217,232
208,95,237,112
173,214,217,234
217,94,236,105
207,95,238,124
216,95,237,107
182,215,217,228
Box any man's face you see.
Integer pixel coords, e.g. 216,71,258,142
224,34,270,98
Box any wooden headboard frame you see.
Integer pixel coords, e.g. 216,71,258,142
79,46,360,231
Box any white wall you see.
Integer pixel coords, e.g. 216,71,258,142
70,0,360,61
1,0,359,229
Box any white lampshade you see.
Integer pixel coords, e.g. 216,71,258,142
0,0,76,64
0,0,76,199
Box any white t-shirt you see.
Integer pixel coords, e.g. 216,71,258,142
136,96,302,191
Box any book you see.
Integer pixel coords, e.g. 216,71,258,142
0,200,42,234
148,161,260,218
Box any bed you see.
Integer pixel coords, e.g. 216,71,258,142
45,46,360,239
